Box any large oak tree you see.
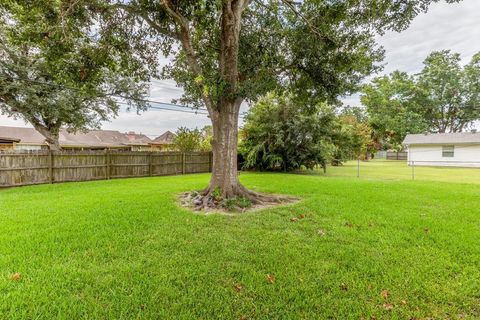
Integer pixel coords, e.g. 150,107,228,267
418,50,480,133
0,2,151,150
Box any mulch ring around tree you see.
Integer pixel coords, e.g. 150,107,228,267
179,190,300,214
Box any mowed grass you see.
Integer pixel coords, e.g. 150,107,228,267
1,171,480,319
319,159,480,184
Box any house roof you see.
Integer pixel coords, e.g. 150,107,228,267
0,126,153,147
124,132,152,146
0,136,21,143
60,130,131,147
151,131,175,145
403,132,480,145
0,126,46,145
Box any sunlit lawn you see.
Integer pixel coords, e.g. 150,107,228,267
0,170,479,319
319,159,480,184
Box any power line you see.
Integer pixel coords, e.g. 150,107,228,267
0,74,251,118
0,74,209,113
115,101,209,115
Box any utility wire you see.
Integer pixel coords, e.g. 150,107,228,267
115,100,209,115
0,74,248,118
0,74,209,113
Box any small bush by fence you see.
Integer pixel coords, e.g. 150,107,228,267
0,150,212,187
386,151,408,160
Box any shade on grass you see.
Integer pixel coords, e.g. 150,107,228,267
0,171,479,319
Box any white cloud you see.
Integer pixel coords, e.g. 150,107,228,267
1,0,479,133
378,0,480,74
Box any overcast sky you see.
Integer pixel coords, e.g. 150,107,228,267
1,0,479,138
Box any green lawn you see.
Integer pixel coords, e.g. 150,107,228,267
319,159,480,184
1,171,479,319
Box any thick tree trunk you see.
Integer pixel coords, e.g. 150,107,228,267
31,123,61,151
46,135,61,151
193,100,290,210
205,102,242,198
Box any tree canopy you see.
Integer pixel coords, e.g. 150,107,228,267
418,50,480,133
361,71,429,147
336,106,377,161
362,50,480,148
0,2,150,149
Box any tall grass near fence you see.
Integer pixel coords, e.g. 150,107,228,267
0,151,211,187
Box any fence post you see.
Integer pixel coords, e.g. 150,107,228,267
182,153,186,174
209,152,213,172
357,158,360,178
412,160,415,181
48,150,54,184
148,152,153,177
106,150,111,179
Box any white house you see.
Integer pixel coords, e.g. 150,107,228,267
403,131,480,167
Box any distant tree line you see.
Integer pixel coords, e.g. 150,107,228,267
362,50,480,148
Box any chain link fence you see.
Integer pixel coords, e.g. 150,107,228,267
318,159,480,184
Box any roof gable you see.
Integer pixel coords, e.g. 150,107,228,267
151,131,175,144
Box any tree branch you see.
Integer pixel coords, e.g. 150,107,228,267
161,0,215,113
275,0,326,41
112,3,178,40
218,0,244,107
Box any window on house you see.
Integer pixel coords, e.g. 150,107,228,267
442,145,454,157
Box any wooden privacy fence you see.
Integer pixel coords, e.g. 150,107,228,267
386,151,408,160
0,151,212,187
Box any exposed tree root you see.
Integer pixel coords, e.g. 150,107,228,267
179,184,298,213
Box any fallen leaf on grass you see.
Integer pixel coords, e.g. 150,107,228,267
400,300,407,305
290,218,299,222
340,282,348,291
266,274,275,284
240,316,248,320
317,229,326,236
298,214,305,219
383,303,394,311
10,272,21,281
381,290,389,299
234,283,243,292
